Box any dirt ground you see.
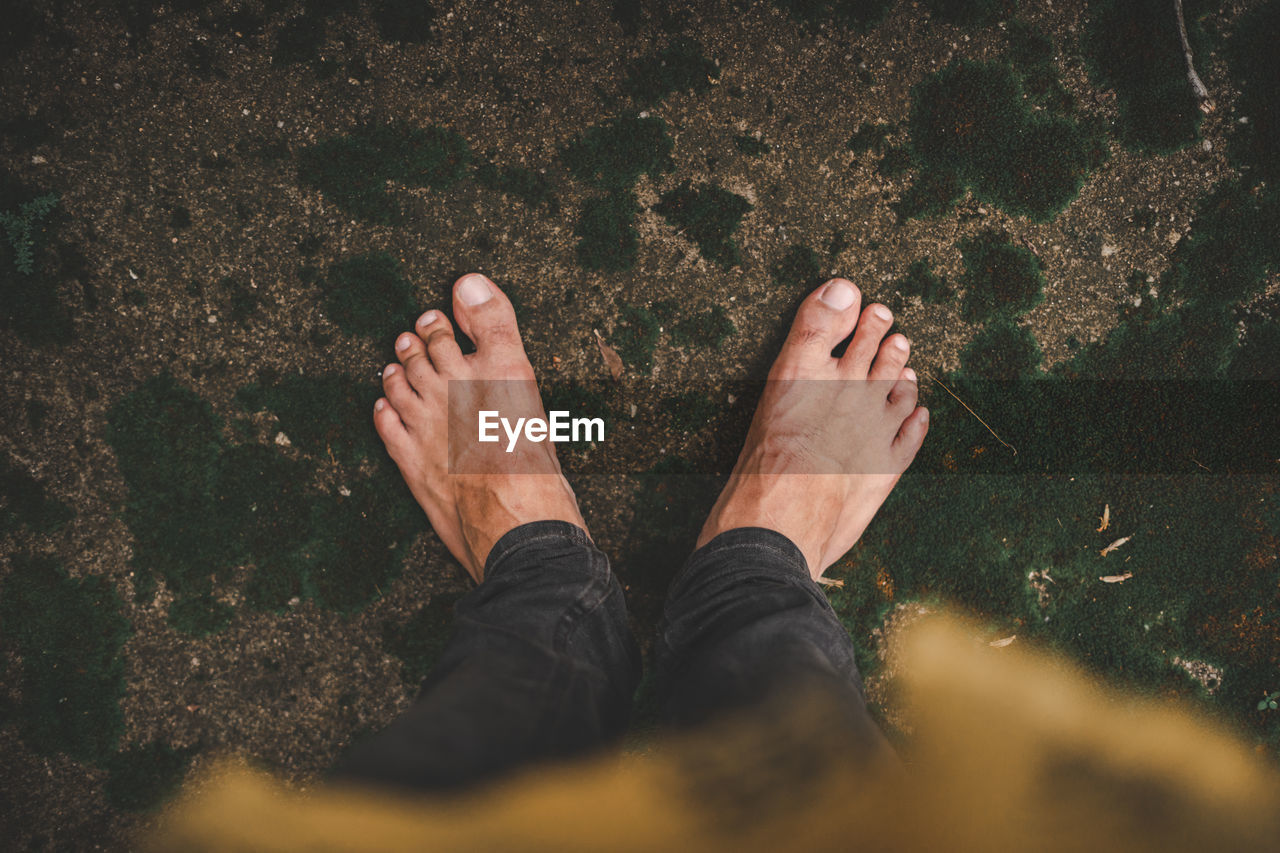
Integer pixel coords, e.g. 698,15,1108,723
2,0,1277,848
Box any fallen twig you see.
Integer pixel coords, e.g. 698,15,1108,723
922,371,1018,456
1174,0,1215,112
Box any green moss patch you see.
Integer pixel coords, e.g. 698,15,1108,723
959,316,1043,378
382,591,465,686
103,742,196,812
958,230,1045,322
671,305,736,349
106,373,418,631
773,0,894,32
372,0,436,44
923,0,1008,25
318,252,418,339
613,303,662,373
1,460,73,535
474,158,556,210
894,258,952,304
734,134,771,157
297,122,471,223
575,191,641,272
907,59,1098,220
625,38,718,105
0,179,74,346
1083,0,1205,153
1228,0,1280,183
0,554,130,763
654,181,752,269
561,115,674,191
847,121,892,154
772,244,824,290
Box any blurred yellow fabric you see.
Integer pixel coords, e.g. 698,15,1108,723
148,614,1280,852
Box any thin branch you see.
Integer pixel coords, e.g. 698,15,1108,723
1174,0,1215,113
921,371,1018,456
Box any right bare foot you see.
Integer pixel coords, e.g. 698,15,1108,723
697,279,929,579
373,273,587,583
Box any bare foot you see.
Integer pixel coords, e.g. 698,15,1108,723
697,279,929,579
374,273,586,582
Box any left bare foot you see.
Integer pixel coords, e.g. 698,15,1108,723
374,273,586,582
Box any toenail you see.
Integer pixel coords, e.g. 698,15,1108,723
892,336,909,351
418,310,439,327
819,279,856,310
872,305,892,322
920,408,929,423
384,364,398,376
374,399,386,412
458,274,494,306
396,335,412,351
903,367,917,382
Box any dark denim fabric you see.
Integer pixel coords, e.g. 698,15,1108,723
331,521,884,792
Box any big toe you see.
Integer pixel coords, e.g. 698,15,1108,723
451,273,527,365
774,279,862,375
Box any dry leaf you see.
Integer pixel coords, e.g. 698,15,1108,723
1100,535,1132,557
815,577,844,589
593,329,624,381
989,635,1017,648
1097,503,1110,532
1100,572,1133,584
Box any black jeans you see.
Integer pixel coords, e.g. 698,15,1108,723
330,521,888,791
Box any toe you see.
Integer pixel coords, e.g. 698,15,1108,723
372,397,412,458
395,331,436,391
382,363,418,413
774,279,862,374
892,406,929,462
868,332,910,382
416,309,465,374
840,303,895,379
888,366,918,412
450,273,526,364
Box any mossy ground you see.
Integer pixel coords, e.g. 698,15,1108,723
2,0,1278,845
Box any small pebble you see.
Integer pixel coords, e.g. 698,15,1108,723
275,432,291,447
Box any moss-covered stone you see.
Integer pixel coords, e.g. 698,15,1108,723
958,231,1045,322
654,181,752,269
907,59,1098,220
319,252,418,339
0,554,130,764
297,122,471,223
625,38,718,105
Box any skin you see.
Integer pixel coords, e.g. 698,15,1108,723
375,273,928,583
